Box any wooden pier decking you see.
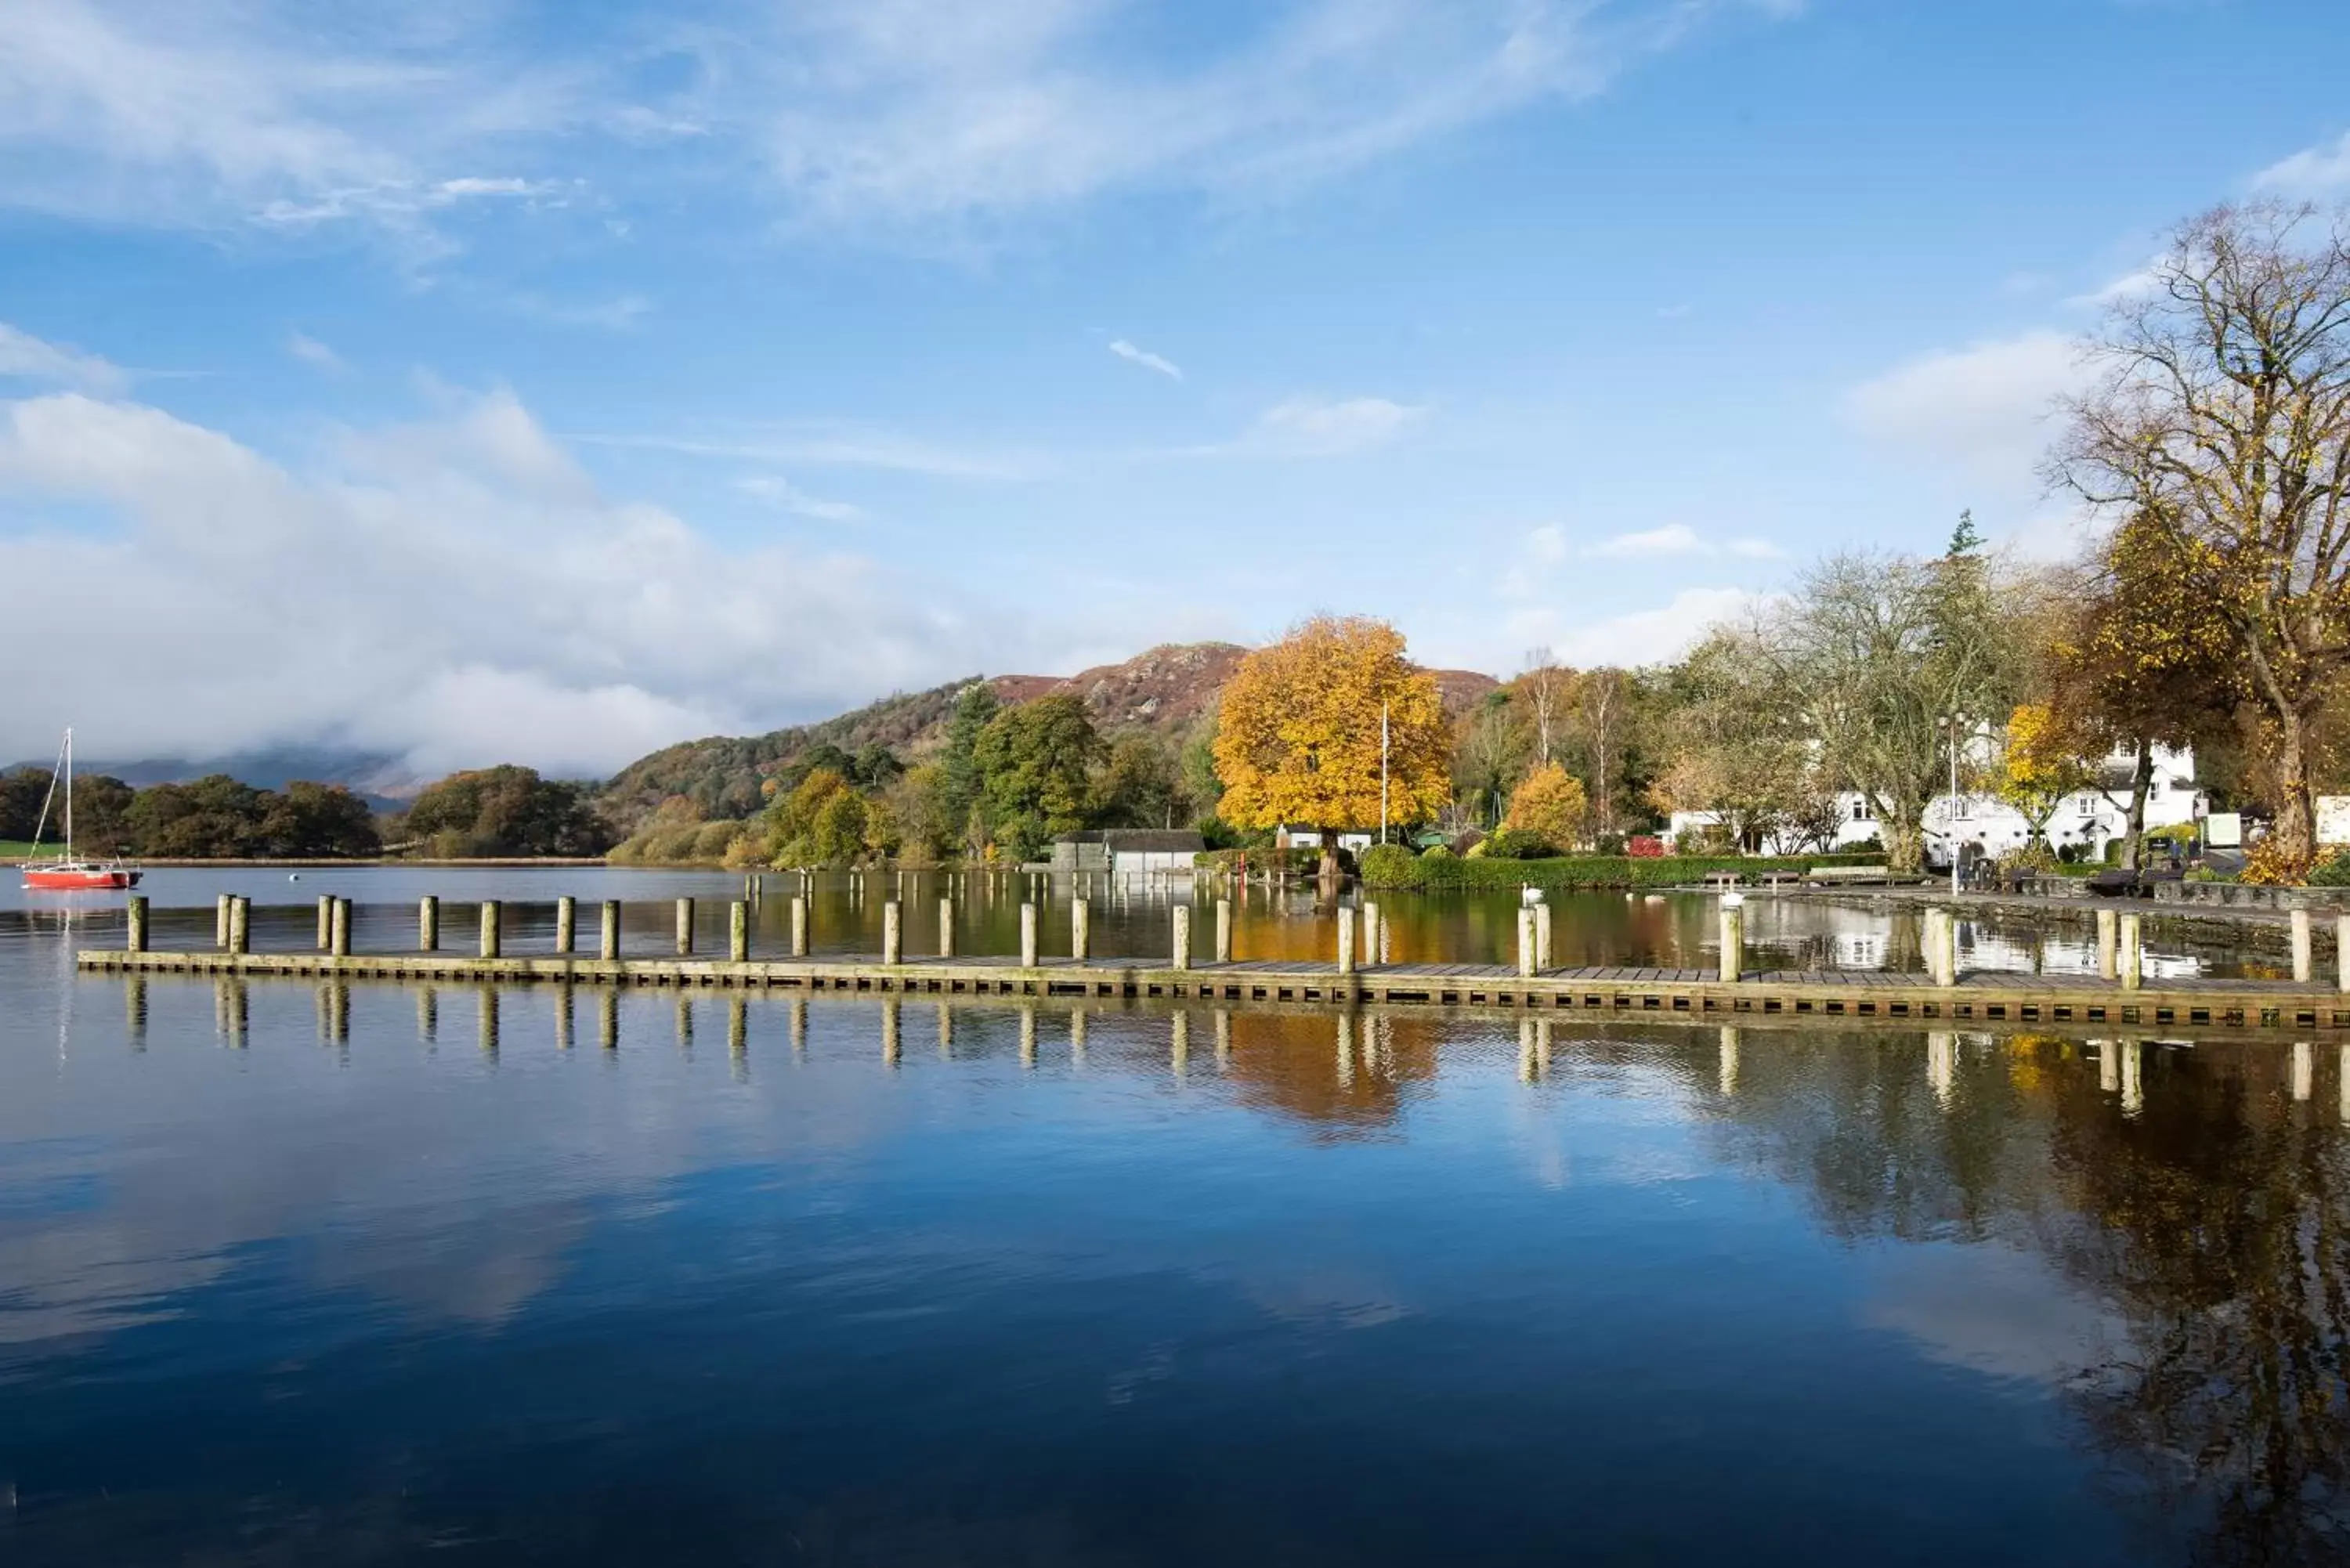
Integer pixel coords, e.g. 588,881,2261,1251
74,946,2350,1035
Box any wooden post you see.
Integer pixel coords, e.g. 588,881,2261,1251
1336,909,1356,977
215,893,231,949
2095,907,2117,981
479,901,501,959
938,895,956,958
555,895,576,954
883,900,903,965
599,901,620,961
1172,904,1191,971
2338,913,2350,995
420,895,439,952
127,894,149,953
1919,909,1944,986
229,896,250,956
330,897,351,957
316,894,333,951
729,900,750,962
675,897,694,956
2292,908,2314,985
1534,901,1553,972
1938,908,1959,988
790,895,808,957
1071,897,1090,961
1718,894,1744,984
1516,906,1535,978
1020,902,1039,967
2118,912,2142,992
1215,898,1232,964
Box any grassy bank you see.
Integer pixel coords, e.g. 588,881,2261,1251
1357,851,1885,891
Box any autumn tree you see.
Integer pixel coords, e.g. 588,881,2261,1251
761,767,866,865
1517,648,1571,764
1092,732,1189,829
2054,201,2350,871
1995,704,2101,851
403,765,609,858
1650,628,1810,851
973,695,1101,860
1213,616,1451,876
1501,761,1589,849
1567,667,1633,838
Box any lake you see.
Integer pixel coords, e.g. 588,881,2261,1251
3,869,2342,1565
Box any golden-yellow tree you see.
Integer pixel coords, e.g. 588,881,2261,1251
1213,616,1450,871
1996,703,2101,851
1501,761,1589,848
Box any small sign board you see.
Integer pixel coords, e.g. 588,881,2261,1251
2320,796,2350,847
2205,812,2243,849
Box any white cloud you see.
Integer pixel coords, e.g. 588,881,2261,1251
736,472,864,522
577,421,1039,480
0,320,125,392
1108,338,1183,380
286,331,343,372
2254,131,2350,197
0,387,1059,775
1726,537,1782,559
1587,522,1702,558
1246,395,1423,457
1485,586,1758,670
1840,330,2090,487
1526,524,1568,565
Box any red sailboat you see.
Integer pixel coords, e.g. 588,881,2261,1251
20,729,139,891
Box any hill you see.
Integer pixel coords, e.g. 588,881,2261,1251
1,745,419,812
598,641,1502,833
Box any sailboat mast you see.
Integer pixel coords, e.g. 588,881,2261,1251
62,727,72,862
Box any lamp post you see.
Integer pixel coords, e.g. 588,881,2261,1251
1946,714,1962,898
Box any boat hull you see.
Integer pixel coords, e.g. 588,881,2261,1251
23,866,141,891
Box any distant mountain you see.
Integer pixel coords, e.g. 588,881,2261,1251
2,746,421,811
598,641,1504,833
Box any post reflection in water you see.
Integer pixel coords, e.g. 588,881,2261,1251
418,986,438,1046
556,986,575,1052
477,987,499,1057
124,977,145,1049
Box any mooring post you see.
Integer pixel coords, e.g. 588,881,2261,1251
1719,893,1744,984
2095,907,2117,981
1362,901,1379,969
420,895,439,952
1020,902,1039,967
330,897,351,958
790,895,809,958
1172,904,1192,971
883,900,903,965
215,893,231,949
1071,896,1090,961
2338,913,2350,995
2292,908,2314,985
938,895,956,958
1516,906,1536,979
127,894,149,954
229,896,250,956
1919,909,1944,986
479,901,501,960
1336,909,1355,977
675,897,694,956
316,894,333,951
555,895,576,954
729,900,750,963
1937,908,1959,988
2118,912,2143,992
1534,900,1553,972
1215,897,1232,964
600,901,620,961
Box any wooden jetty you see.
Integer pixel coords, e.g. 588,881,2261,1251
70,891,2350,1035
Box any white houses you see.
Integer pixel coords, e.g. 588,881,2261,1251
1666,744,2205,865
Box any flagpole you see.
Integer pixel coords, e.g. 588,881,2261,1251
1380,699,1390,845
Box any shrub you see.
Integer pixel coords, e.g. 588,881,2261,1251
1593,833,1626,856
2306,849,2350,887
1481,829,1560,860
1626,835,1665,858
2241,836,2310,887
1358,843,1418,887
1421,845,1454,862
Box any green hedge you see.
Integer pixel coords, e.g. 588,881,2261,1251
1358,851,1885,891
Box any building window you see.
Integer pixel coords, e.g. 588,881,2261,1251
1850,799,1874,822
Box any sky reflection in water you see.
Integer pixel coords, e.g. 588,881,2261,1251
1,880,2343,1566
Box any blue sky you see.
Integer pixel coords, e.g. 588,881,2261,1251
2,0,2347,775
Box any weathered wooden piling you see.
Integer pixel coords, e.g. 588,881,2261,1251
883,900,903,965
1516,906,1536,979
1173,904,1192,971
479,901,501,960
1534,900,1553,972
1020,902,1039,967
421,895,440,952
1216,898,1233,964
599,900,620,961
790,895,808,957
2293,909,2314,985
2119,912,2143,992
2096,907,2117,981
729,900,750,963
1336,910,1355,976
1071,897,1090,961
330,897,351,958
555,895,576,955
127,894,149,953
316,894,333,951
229,896,249,956
938,896,956,959
675,898,694,956
1718,894,1744,984
215,893,231,950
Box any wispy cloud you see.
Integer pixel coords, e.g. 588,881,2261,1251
0,320,125,394
1587,522,1703,558
2254,130,2350,197
1108,338,1182,380
736,473,864,522
1841,330,2089,488
1243,395,1423,457
577,421,1041,481
286,331,343,372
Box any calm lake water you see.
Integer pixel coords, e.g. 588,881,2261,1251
3,870,2343,1565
